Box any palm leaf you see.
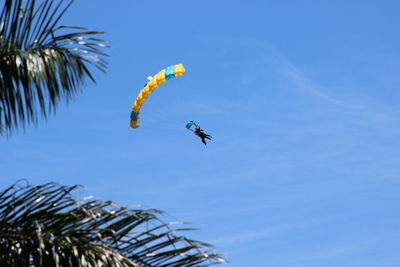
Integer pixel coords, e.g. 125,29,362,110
0,0,108,135
0,182,226,266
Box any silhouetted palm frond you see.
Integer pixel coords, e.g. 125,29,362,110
0,182,226,266
0,0,108,134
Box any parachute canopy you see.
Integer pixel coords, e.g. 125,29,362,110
130,64,186,129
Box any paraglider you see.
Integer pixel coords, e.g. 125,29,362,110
130,64,186,129
130,64,213,145
186,121,212,145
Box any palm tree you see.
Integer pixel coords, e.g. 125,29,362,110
0,0,107,135
0,2,226,265
0,182,226,266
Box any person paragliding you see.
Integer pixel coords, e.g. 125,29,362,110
186,121,212,145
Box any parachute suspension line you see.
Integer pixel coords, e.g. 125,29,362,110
144,105,182,130
146,110,181,129
151,103,184,126
130,64,186,129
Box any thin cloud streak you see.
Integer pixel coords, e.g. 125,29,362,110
291,237,380,263
281,66,362,109
208,219,321,246
212,35,368,110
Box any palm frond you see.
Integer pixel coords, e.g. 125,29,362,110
0,182,226,266
0,0,108,135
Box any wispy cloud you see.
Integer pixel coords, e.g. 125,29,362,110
211,35,400,127
208,219,320,247
213,36,381,108
291,237,379,263
281,65,361,109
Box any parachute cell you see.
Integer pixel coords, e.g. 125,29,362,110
130,64,186,128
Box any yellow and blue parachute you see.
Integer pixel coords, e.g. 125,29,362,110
130,64,186,128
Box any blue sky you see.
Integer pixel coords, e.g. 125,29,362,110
1,0,400,266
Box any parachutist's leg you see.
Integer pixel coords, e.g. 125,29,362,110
201,138,207,145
